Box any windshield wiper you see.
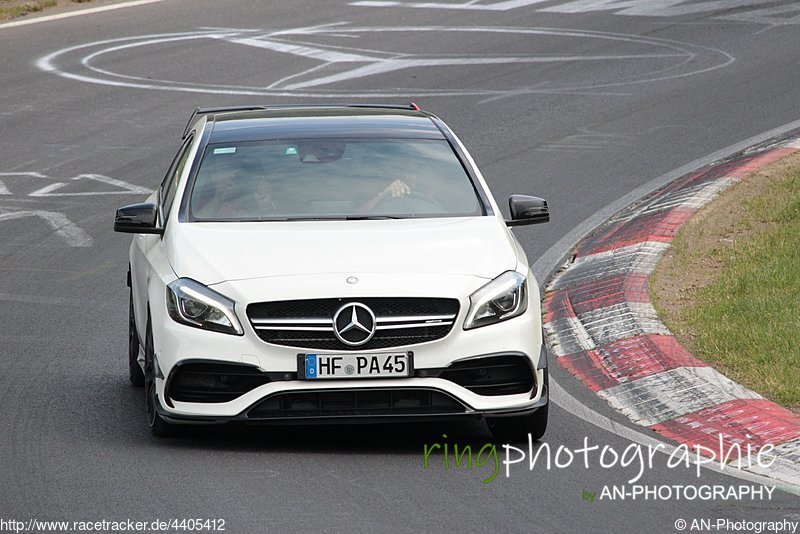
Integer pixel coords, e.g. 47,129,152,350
248,215,407,222
254,216,347,221
345,215,405,220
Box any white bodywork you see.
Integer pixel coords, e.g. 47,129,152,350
128,115,546,422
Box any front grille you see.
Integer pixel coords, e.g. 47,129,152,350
247,298,459,350
246,388,466,419
439,355,535,396
166,362,270,403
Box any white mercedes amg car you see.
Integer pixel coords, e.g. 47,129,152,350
115,104,550,439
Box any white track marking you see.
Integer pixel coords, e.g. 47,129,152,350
542,0,781,17
27,173,152,197
0,210,91,247
577,302,670,346
355,0,800,27
266,63,340,91
611,177,736,222
633,177,735,215
545,315,597,357
267,21,352,37
572,240,669,264
534,129,632,152
26,183,66,197
0,173,148,247
598,367,763,426
225,37,376,63
74,173,151,193
0,0,162,30
37,25,733,98
0,172,48,178
746,438,800,488
355,0,799,25
721,4,800,27
550,241,670,289
0,172,151,197
278,54,687,90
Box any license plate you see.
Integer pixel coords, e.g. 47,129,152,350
300,352,411,380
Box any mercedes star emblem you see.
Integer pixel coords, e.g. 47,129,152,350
332,302,376,346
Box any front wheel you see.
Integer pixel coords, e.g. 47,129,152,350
487,404,548,443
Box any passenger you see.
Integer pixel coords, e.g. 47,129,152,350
193,170,276,218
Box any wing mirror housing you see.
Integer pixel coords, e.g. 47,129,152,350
506,195,549,226
114,203,163,234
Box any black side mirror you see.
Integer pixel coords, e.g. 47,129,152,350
506,195,549,227
114,203,162,234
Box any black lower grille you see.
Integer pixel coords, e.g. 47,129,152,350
247,297,459,350
167,362,270,403
246,389,465,418
439,355,535,396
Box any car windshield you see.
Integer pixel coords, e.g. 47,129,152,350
188,138,483,221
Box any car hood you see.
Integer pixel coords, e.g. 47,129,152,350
166,216,519,285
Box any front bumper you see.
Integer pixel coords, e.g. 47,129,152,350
156,384,549,426
153,343,549,426
149,275,547,423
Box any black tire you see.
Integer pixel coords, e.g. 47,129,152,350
144,318,176,437
487,404,548,443
128,292,145,387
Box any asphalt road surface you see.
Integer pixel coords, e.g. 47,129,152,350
1,1,799,532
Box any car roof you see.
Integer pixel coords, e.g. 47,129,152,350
192,105,446,143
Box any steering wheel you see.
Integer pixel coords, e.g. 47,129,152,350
370,191,445,214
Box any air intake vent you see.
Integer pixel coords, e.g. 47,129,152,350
167,362,269,403
247,388,465,419
439,355,534,396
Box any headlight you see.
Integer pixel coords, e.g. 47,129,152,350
463,271,528,330
166,278,244,336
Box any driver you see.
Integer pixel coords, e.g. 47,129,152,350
359,179,412,213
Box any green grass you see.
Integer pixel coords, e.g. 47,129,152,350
664,164,800,409
0,0,93,21
0,0,56,20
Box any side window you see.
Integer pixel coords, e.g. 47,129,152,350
160,135,195,222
